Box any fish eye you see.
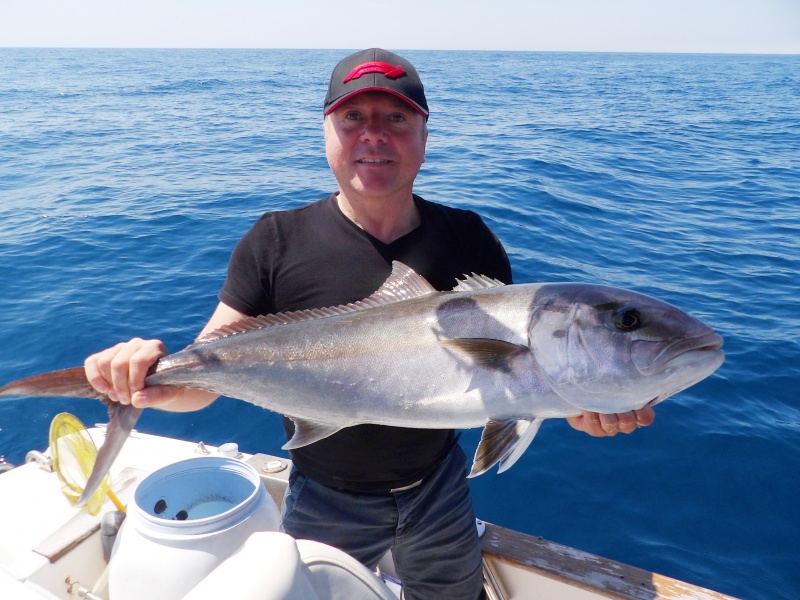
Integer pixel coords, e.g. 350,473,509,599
614,307,641,331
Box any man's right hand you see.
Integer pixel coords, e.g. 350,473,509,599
84,338,177,409
83,302,246,412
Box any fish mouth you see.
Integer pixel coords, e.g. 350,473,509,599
644,333,724,408
666,331,724,357
634,331,724,376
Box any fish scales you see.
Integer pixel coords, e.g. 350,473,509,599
147,284,556,430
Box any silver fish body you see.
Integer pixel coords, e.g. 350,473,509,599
152,283,566,430
0,262,724,505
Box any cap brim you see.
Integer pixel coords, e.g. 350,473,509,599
324,88,429,117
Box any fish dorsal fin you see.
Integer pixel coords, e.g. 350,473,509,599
188,309,352,347
452,273,506,292
188,262,437,347
368,261,438,303
468,417,544,478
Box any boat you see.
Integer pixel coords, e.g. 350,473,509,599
0,421,740,600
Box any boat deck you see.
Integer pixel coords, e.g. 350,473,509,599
0,427,739,600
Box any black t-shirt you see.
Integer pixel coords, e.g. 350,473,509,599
219,193,512,491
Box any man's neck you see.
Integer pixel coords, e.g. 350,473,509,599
335,192,421,244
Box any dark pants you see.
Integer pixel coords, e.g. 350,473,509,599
281,445,485,600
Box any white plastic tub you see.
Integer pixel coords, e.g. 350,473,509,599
109,456,281,600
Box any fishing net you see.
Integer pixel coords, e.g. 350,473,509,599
48,412,123,516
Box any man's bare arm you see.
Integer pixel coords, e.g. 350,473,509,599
84,302,248,411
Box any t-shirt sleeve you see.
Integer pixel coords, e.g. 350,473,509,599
469,212,513,284
218,217,272,317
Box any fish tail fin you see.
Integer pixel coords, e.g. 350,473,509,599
1,367,142,508
77,402,143,507
0,367,108,401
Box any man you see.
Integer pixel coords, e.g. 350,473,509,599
85,49,655,599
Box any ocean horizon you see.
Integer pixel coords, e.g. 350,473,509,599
1,48,798,599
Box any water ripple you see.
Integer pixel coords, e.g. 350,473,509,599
1,49,798,600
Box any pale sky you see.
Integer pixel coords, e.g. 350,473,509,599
1,0,798,54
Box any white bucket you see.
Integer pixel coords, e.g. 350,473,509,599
109,456,281,600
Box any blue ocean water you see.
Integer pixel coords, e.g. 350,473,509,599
1,49,798,599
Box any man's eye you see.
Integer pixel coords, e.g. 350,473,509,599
344,111,362,120
388,113,406,123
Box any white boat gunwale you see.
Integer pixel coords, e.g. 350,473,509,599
0,428,739,600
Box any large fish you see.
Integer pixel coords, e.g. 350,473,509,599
1,262,724,506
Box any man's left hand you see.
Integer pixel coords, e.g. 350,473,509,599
567,406,655,437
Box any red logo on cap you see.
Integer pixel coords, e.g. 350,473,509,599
343,61,407,83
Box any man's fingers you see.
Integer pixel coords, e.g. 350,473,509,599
85,342,129,400
598,412,621,435
615,411,639,434
131,385,182,409
634,406,656,427
84,339,168,404
84,353,110,395
127,339,168,393
107,339,145,401
568,407,657,437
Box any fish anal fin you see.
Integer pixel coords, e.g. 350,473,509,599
468,417,544,478
282,417,344,450
441,339,529,373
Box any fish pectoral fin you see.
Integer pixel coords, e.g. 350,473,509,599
440,339,529,373
468,417,544,478
282,417,344,450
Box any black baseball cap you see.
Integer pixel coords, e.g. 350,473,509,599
323,48,429,118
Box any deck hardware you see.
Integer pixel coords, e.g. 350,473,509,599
65,577,104,600
194,441,211,455
476,518,486,537
261,459,287,473
482,557,508,600
218,442,242,458
25,450,53,472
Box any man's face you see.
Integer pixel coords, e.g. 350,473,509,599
324,92,428,203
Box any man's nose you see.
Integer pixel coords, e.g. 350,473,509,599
360,116,387,142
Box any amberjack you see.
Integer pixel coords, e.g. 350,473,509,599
0,262,724,506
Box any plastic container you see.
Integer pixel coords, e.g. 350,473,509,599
109,456,281,600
